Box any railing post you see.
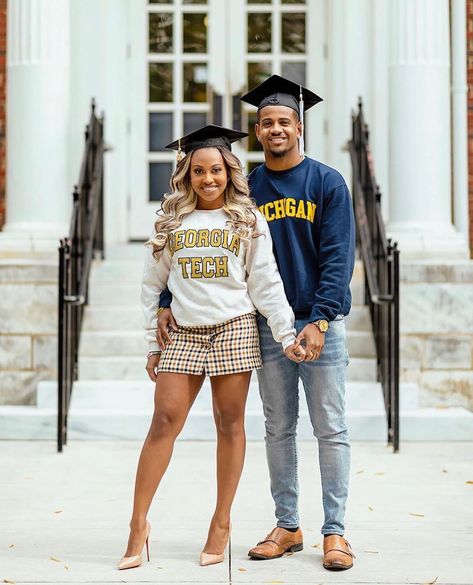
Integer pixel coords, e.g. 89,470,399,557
57,241,66,452
392,243,400,452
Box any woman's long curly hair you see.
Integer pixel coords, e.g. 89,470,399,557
147,146,260,260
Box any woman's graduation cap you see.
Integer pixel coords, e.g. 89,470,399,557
166,124,248,161
240,74,323,155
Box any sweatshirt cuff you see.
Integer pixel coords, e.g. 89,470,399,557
148,340,162,353
281,334,296,351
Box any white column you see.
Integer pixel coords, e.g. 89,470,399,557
4,0,70,244
451,0,469,243
388,0,468,258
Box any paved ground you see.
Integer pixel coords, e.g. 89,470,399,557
1,440,472,585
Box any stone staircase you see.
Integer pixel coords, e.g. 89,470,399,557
1,244,473,440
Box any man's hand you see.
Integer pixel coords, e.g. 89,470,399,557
146,353,161,383
284,340,306,363
156,308,178,350
296,323,325,361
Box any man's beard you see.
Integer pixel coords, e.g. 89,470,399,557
268,147,288,159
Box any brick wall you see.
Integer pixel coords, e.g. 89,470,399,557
0,0,6,229
468,1,473,257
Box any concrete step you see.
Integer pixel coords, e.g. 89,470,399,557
78,329,376,358
81,304,372,333
76,355,378,382
37,379,392,411
2,403,472,441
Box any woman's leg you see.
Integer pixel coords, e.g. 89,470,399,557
125,371,205,556
203,370,252,554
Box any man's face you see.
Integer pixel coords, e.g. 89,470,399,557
255,106,302,159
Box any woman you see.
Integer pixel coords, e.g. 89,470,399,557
118,125,304,570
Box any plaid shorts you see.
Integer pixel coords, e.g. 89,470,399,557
158,312,262,377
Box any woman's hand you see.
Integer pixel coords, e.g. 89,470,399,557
284,341,306,363
156,308,178,350
146,353,161,382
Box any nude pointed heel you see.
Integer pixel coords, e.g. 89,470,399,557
118,521,151,570
200,524,231,567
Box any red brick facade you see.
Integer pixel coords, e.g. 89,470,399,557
0,0,6,229
468,1,473,257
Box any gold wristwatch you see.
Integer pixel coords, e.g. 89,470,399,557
313,319,329,332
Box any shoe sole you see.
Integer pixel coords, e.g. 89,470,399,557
323,562,353,571
248,543,303,560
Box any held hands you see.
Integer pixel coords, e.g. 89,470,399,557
156,308,178,350
284,340,306,362
296,323,325,361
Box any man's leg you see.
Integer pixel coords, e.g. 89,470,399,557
256,314,300,528
299,317,350,537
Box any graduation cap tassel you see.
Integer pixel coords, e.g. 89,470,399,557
299,85,305,156
177,139,183,162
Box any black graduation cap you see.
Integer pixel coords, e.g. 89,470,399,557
240,74,323,116
166,124,248,160
240,75,323,155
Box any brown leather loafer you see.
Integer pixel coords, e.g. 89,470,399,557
323,535,355,570
248,527,303,560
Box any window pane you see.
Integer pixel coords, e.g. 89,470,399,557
149,13,173,53
149,63,173,102
183,63,208,102
281,0,305,3
183,0,207,3
281,62,306,86
247,13,271,53
150,162,173,201
149,113,173,151
247,62,272,91
248,0,271,3
150,0,173,4
281,12,305,53
247,112,263,152
183,13,207,53
248,162,263,174
184,112,207,135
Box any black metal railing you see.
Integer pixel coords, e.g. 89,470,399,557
348,99,400,452
57,101,105,452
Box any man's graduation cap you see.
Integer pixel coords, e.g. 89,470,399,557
240,74,323,155
166,124,248,161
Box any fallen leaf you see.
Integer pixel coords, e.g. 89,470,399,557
356,469,364,474
374,472,385,476
442,469,448,473
410,513,425,517
422,578,438,585
466,481,473,485
312,543,320,548
64,565,69,570
50,556,62,562
8,544,14,548
368,506,374,511
238,568,247,572
364,550,379,554
305,528,313,532
156,566,163,569
54,510,63,514
4,580,16,584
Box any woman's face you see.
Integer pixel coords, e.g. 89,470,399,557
190,147,228,210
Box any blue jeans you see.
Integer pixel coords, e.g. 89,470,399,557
257,314,350,536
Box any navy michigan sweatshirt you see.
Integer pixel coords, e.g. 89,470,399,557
248,157,355,323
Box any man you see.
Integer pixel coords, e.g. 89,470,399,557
157,75,356,571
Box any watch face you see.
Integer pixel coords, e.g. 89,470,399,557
318,320,329,332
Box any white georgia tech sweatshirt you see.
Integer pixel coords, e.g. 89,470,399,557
141,208,296,353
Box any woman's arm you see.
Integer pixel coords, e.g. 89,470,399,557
245,214,297,351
